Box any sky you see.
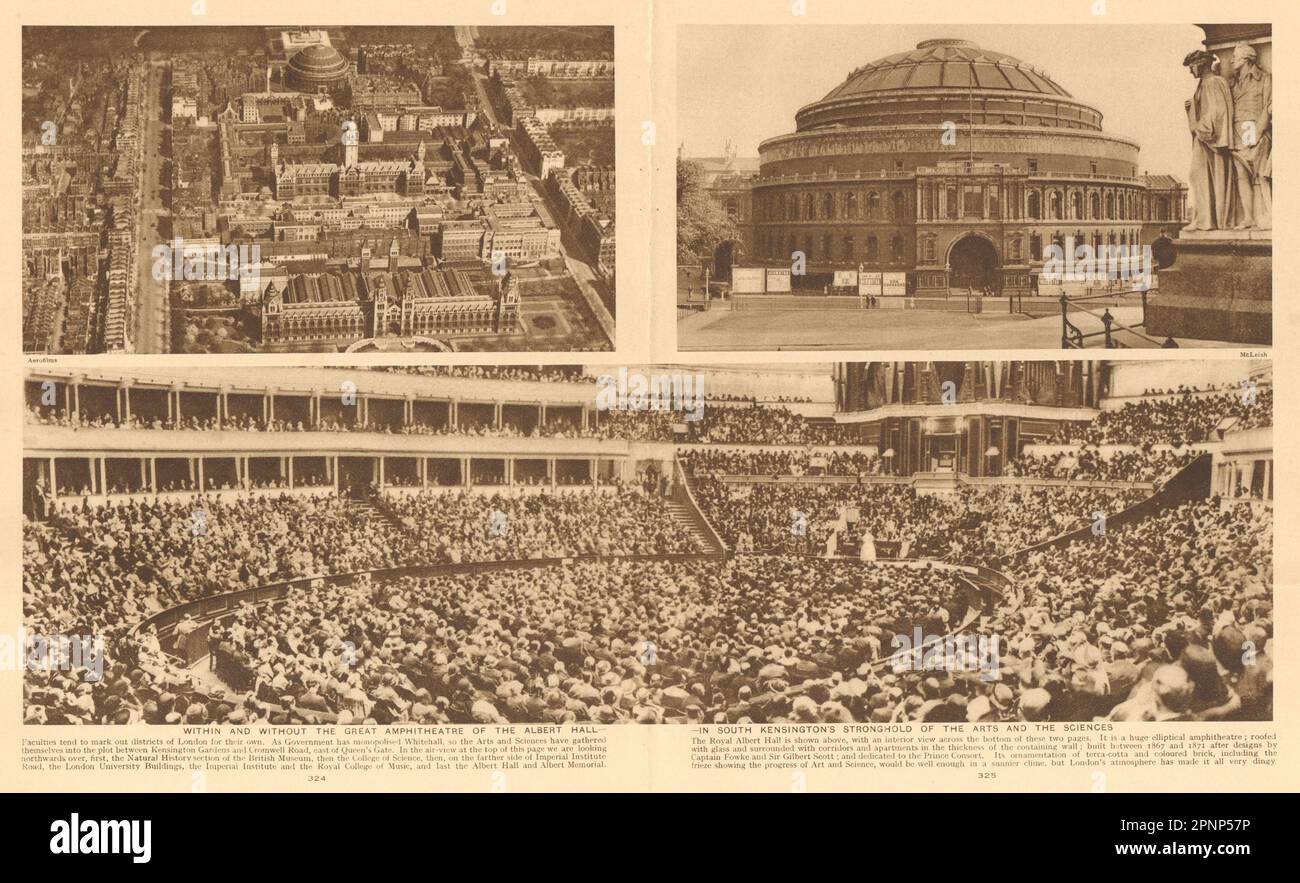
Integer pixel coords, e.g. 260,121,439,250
676,24,1204,180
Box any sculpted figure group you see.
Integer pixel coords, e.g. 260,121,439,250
1184,43,1271,231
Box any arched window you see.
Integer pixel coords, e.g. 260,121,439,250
1089,192,1100,219
822,192,834,219
1105,192,1115,219
890,234,905,262
866,191,880,219
803,193,815,219
891,191,906,221
1028,191,1041,219
843,235,855,260
865,235,878,261
1030,234,1042,261
845,191,858,219
1049,191,1062,220
1070,191,1082,219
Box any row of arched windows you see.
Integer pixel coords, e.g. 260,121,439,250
758,185,1163,224
757,231,908,264
271,316,367,342
1029,230,1143,261
752,227,1143,266
759,189,908,223
1026,187,1146,222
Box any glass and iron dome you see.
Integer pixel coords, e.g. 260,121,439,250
286,43,350,87
821,38,1073,101
792,38,1102,133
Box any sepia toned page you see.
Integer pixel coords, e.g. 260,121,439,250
654,0,1290,793
6,0,661,795
1,0,1295,800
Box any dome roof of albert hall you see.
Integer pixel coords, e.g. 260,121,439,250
820,38,1073,100
288,44,349,79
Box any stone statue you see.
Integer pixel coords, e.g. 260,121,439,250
1230,43,1271,230
1183,49,1235,231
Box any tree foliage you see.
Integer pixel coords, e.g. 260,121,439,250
676,158,738,265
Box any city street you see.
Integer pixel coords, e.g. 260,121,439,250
133,59,171,353
456,25,615,344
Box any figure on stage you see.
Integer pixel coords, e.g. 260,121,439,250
859,527,877,562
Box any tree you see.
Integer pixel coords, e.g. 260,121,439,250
676,158,737,265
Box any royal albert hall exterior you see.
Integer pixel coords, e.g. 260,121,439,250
733,39,1187,296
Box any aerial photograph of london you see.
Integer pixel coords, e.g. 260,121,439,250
676,24,1271,350
23,25,616,354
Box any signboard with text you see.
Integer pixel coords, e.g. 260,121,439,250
731,267,766,294
766,268,792,292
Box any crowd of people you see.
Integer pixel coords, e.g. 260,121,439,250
27,489,1270,724
703,393,814,404
29,398,864,449
683,405,858,446
380,488,701,563
21,376,1274,726
992,498,1272,721
22,485,705,723
687,476,1147,567
1004,447,1202,485
379,365,593,384
680,449,880,477
26,404,672,442
1049,386,1272,446
26,557,973,725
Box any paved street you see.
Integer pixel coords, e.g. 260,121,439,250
456,26,615,346
133,60,170,353
678,303,1234,350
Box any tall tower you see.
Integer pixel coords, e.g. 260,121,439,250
497,272,520,332
371,275,389,337
262,281,282,342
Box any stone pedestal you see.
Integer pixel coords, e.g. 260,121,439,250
1145,230,1271,345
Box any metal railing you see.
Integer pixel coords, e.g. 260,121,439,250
1059,288,1176,349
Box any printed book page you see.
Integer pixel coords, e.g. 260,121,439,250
0,0,1292,795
